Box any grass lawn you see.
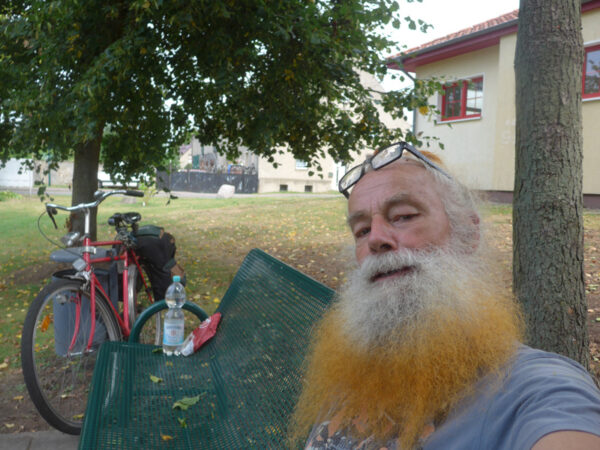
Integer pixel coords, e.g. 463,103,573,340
0,191,599,432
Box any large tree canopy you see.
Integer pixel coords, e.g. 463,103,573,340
1,0,432,237
0,1,430,172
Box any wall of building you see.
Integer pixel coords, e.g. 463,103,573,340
415,45,500,190
491,33,517,192
258,152,339,193
582,8,600,194
0,159,34,188
414,7,600,195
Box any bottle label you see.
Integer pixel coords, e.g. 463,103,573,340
163,321,184,346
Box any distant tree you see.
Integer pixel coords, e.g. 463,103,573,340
0,0,431,238
513,0,587,366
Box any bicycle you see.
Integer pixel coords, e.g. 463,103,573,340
20,189,205,434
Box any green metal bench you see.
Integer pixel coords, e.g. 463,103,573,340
79,249,335,449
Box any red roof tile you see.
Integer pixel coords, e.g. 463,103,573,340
388,9,519,61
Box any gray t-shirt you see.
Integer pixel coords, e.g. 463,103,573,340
305,345,600,449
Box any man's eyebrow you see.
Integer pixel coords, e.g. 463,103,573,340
346,193,415,228
347,211,367,228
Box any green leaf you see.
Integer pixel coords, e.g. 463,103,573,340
152,348,163,354
150,374,163,383
172,395,201,410
178,417,188,428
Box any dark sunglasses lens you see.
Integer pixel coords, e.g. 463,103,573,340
371,144,403,169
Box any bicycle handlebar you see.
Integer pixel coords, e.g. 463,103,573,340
46,189,144,214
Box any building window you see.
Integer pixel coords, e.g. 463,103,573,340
279,184,288,192
304,185,313,193
583,44,600,100
441,76,483,121
295,160,309,170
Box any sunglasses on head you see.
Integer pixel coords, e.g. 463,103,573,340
338,142,452,198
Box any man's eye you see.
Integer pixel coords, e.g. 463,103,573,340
354,227,370,238
392,214,418,223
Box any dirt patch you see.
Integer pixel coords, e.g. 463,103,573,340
9,262,69,286
0,369,51,433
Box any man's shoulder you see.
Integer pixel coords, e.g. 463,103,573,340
425,345,600,449
507,344,597,387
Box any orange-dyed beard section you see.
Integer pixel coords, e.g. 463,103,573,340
292,294,523,449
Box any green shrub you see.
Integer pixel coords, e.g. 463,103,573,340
0,190,21,201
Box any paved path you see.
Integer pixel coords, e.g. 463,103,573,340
0,430,78,450
7,186,339,199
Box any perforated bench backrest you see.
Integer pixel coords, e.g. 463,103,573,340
80,248,335,449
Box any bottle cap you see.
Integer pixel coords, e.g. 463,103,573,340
173,275,181,283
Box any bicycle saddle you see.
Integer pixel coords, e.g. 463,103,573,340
108,212,142,226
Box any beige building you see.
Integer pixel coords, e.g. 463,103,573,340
388,2,600,206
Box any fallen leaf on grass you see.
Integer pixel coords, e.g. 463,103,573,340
13,395,23,401
5,423,15,428
172,395,201,411
152,348,163,354
72,414,84,420
40,315,51,332
178,417,188,428
161,433,174,441
166,361,173,367
0,363,8,370
150,374,163,383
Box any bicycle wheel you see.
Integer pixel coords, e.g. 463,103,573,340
128,264,162,345
21,278,122,434
135,307,204,348
131,301,208,346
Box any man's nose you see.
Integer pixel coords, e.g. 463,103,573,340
367,216,397,254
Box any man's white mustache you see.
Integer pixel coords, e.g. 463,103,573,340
358,249,427,282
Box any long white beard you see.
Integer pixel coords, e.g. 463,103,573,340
338,247,484,350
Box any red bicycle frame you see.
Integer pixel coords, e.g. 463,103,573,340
75,237,151,352
46,190,152,354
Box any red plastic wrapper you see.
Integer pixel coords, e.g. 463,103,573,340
179,312,222,356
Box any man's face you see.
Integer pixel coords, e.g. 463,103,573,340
347,160,451,266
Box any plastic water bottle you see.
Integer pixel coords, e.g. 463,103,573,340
163,276,186,355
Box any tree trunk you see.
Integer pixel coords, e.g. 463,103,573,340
71,132,103,241
513,0,587,367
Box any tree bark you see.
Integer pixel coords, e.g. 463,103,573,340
71,132,103,241
513,0,587,367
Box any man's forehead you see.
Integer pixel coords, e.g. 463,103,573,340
349,159,431,199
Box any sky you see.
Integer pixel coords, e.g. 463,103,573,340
381,0,520,90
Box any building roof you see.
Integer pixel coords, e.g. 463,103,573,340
404,10,518,57
388,0,600,72
387,10,518,72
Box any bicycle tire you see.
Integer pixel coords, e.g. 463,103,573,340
128,263,162,346
135,305,204,348
21,278,122,434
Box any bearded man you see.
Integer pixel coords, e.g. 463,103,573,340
292,142,600,449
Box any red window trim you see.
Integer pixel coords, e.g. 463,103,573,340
440,76,483,121
583,44,600,100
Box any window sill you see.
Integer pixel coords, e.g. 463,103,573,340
436,116,482,125
583,96,600,103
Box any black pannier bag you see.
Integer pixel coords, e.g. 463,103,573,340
133,225,186,301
